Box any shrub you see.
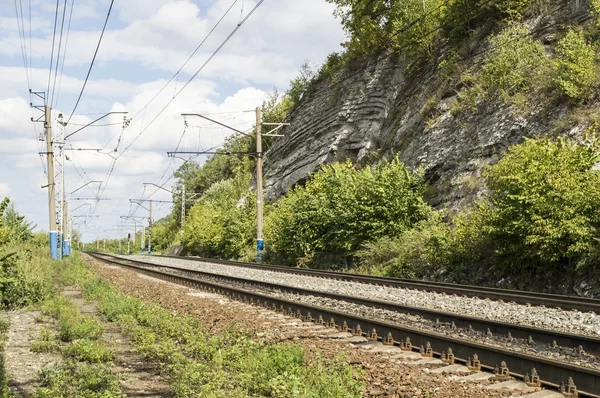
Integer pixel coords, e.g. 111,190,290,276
35,362,123,397
483,136,600,272
183,173,256,259
30,327,59,354
480,23,548,99
265,157,433,267
358,209,490,280
553,29,597,102
62,340,114,363
591,0,600,27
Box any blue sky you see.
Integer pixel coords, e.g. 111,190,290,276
0,0,345,241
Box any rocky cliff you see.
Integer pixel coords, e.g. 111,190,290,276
264,0,594,210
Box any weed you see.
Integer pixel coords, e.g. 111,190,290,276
58,315,103,342
62,340,114,363
60,255,365,398
30,327,58,354
35,362,123,398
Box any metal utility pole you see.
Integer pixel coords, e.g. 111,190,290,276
149,200,152,255
181,184,185,230
255,107,264,262
174,111,288,263
45,104,58,259
129,199,172,255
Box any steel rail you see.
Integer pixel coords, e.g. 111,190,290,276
96,252,600,357
156,254,600,313
89,253,600,397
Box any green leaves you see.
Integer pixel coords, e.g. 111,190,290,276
264,157,432,267
480,23,548,99
553,29,598,102
483,136,600,270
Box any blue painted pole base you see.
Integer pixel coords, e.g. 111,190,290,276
256,239,264,263
49,231,58,260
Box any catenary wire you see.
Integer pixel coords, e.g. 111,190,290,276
119,0,267,158
54,0,75,110
50,0,68,107
65,0,115,124
47,0,60,101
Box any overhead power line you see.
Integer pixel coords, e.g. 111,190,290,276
99,0,266,225
50,0,68,107
66,0,115,124
54,0,75,109
47,0,60,100
119,0,266,157
130,0,242,121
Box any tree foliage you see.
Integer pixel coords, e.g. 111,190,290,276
553,29,598,102
480,24,547,98
327,0,444,59
183,173,256,259
264,157,433,267
483,136,600,271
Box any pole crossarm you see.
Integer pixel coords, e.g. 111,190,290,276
71,198,111,201
167,151,257,157
143,183,174,194
72,215,99,218
71,181,102,195
128,199,173,203
181,113,251,137
64,111,128,141
71,203,92,213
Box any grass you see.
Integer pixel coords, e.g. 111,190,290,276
34,362,123,398
28,264,122,397
60,253,365,398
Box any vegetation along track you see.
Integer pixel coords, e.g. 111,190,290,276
88,252,600,396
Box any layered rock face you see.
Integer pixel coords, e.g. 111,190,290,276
264,2,590,210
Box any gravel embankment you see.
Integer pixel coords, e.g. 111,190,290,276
118,262,600,369
119,255,600,338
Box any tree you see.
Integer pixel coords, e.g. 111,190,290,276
480,24,548,99
553,29,598,102
265,157,433,268
483,136,600,272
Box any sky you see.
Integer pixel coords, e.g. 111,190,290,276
0,0,346,242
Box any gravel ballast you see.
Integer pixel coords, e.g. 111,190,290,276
119,255,600,338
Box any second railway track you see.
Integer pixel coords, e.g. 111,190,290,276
88,252,600,397
157,254,600,314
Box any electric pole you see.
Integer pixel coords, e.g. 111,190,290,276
45,104,58,259
181,184,185,230
148,200,152,255
256,107,264,262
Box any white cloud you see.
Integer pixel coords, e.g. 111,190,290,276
0,0,344,240
0,183,10,197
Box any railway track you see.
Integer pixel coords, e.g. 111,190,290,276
156,254,600,314
88,252,600,396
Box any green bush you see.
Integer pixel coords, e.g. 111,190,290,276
480,23,548,99
35,362,123,398
30,327,59,354
591,0,600,27
553,29,597,102
183,172,256,258
62,340,114,363
358,209,490,280
483,136,600,272
265,157,433,267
